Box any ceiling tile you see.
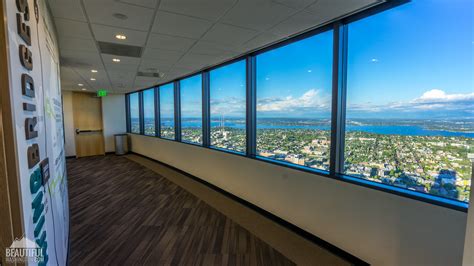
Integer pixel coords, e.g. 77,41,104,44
134,76,161,88
175,53,220,69
201,23,258,47
238,32,282,52
272,0,318,9
221,0,297,31
73,66,111,90
146,33,196,52
107,70,136,82
54,18,92,39
142,48,184,62
139,59,174,73
91,24,148,46
105,62,140,72
159,0,235,21
48,0,87,21
84,0,155,31
119,0,158,8
60,50,103,68
306,0,377,18
59,38,97,52
101,54,141,65
268,11,326,37
188,40,237,56
152,11,213,39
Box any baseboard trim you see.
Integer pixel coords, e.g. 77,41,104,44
129,151,369,266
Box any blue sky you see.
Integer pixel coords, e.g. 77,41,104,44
130,92,139,119
141,0,473,120
210,60,246,118
346,0,473,119
143,88,154,121
180,74,202,120
159,83,174,120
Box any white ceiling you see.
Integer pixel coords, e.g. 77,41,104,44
48,0,381,93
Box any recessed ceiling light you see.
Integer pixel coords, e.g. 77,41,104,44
112,58,121,62
90,78,96,81
91,69,98,73
81,88,87,91
78,83,83,86
115,34,126,40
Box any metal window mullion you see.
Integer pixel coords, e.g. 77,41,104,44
125,94,131,133
202,71,210,147
155,87,160,137
139,91,145,135
174,81,181,141
246,56,256,157
330,23,348,175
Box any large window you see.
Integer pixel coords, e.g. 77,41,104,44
180,75,202,144
143,88,155,136
129,92,140,134
125,0,472,208
256,31,333,171
210,61,246,153
160,83,175,139
344,0,473,202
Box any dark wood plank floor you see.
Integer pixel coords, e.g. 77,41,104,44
67,155,295,266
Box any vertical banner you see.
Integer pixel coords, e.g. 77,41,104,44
4,0,69,265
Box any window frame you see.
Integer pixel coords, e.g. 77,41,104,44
124,0,468,212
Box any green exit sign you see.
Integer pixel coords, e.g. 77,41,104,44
97,90,107,97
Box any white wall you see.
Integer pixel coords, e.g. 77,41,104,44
5,0,69,264
62,91,76,157
130,134,467,266
463,164,474,266
102,94,126,152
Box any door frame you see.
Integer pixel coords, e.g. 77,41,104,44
72,92,105,158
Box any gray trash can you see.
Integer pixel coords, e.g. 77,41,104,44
114,134,129,155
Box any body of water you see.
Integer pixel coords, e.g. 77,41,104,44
139,118,474,138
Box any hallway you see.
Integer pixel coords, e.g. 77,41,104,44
67,155,295,265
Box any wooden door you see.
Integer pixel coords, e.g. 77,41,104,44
73,92,105,157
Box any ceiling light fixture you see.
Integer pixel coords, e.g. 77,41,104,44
115,34,126,40
78,83,83,86
112,58,121,62
91,69,98,73
90,78,96,81
81,88,87,91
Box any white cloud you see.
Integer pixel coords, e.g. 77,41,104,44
413,89,474,103
210,97,246,116
257,89,330,113
348,89,474,114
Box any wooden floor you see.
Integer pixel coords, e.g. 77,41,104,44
67,155,295,265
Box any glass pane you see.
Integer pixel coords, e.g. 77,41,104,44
180,75,202,144
256,30,333,171
210,61,246,153
143,88,155,136
160,83,175,139
129,92,140,134
344,0,473,202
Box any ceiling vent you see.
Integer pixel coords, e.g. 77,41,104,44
137,71,164,78
98,42,142,58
